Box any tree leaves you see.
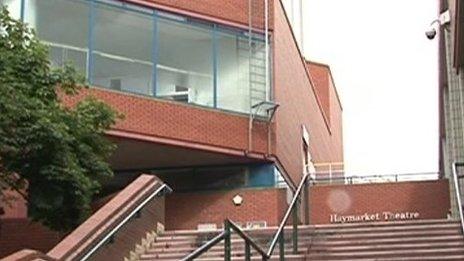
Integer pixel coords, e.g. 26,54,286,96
0,6,118,231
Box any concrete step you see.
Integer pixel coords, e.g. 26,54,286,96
309,255,464,261
154,234,306,247
154,227,460,246
183,254,305,261
311,228,461,240
147,241,308,254
143,219,464,260
310,222,461,235
308,218,458,229
193,256,305,261
139,255,305,261
141,248,307,260
310,234,464,247
309,241,464,252
308,247,464,259
160,219,459,237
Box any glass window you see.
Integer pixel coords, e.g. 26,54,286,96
217,31,269,114
216,32,250,113
154,166,248,192
1,0,21,20
154,168,196,192
157,18,214,107
249,39,269,107
21,0,271,114
195,166,248,190
25,0,89,75
92,2,153,96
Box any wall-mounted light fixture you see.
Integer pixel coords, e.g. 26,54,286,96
232,194,243,206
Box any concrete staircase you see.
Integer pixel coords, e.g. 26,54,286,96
308,219,464,260
139,226,308,260
138,219,464,261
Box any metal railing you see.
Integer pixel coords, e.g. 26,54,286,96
181,220,268,261
452,162,464,235
182,173,310,260
80,183,172,261
311,171,440,185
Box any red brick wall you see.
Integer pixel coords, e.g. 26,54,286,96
306,62,331,125
1,249,55,261
0,219,63,258
165,188,288,230
272,0,344,183
0,192,63,259
308,180,451,224
129,0,272,29
62,88,270,155
1,191,27,219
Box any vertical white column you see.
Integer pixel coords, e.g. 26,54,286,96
299,0,305,56
265,0,269,100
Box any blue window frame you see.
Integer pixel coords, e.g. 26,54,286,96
18,0,271,115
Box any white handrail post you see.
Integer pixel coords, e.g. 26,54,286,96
264,0,269,101
452,162,464,235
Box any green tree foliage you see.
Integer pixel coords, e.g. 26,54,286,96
0,7,119,231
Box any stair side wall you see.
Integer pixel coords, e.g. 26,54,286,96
309,179,451,224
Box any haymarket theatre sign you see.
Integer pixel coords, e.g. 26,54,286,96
330,211,420,223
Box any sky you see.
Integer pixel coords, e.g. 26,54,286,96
301,0,439,175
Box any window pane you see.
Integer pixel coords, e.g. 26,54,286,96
195,166,248,190
217,31,270,114
155,166,248,192
1,0,21,20
249,39,268,107
92,2,153,96
157,19,213,107
25,0,89,74
216,32,250,113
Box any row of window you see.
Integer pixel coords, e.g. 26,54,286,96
108,163,287,194
2,0,271,114
147,163,285,192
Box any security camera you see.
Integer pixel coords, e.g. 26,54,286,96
425,10,450,40
425,28,437,40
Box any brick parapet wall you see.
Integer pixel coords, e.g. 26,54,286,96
61,88,271,156
1,249,55,261
48,175,166,260
165,187,288,230
88,197,165,261
0,219,63,259
0,191,27,219
308,179,451,224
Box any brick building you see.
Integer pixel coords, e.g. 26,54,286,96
438,0,464,216
0,0,343,257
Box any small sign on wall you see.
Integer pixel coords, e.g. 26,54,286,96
329,211,420,224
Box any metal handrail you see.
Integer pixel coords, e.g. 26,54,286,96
80,183,172,261
227,220,268,258
266,173,308,257
181,231,227,261
181,219,268,261
313,171,440,184
452,162,464,235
